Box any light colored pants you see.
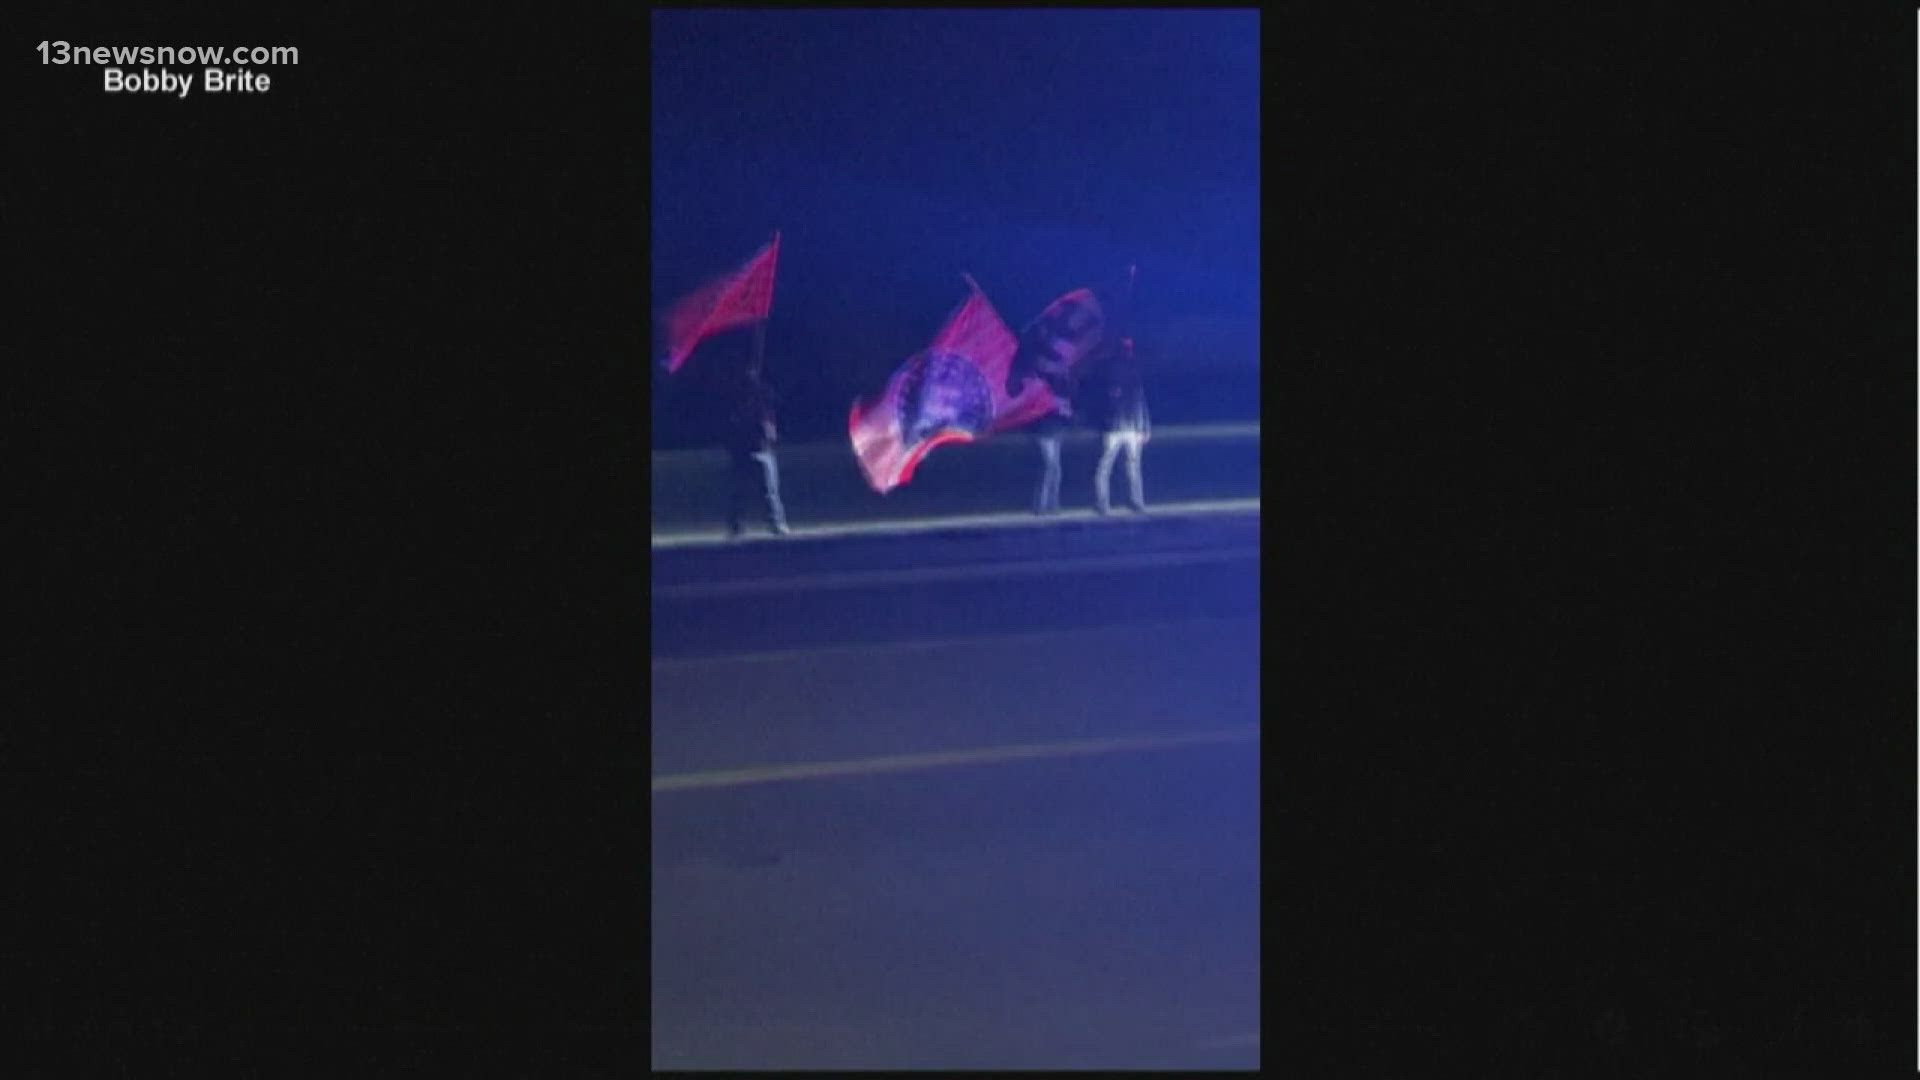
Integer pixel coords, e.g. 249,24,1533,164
727,449,787,534
1094,431,1146,511
1034,435,1063,514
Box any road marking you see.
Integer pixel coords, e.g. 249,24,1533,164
650,614,1259,669
653,545,1259,600
651,498,1261,549
649,726,1260,793
1194,1030,1261,1050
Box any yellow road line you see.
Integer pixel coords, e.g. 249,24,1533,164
1193,1030,1261,1050
650,726,1260,793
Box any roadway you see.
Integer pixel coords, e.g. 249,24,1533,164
651,496,1262,1069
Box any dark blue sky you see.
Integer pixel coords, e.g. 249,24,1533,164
652,8,1259,436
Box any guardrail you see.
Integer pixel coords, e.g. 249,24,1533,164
651,423,1263,534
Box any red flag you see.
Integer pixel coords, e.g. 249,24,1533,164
849,277,1055,493
663,232,780,374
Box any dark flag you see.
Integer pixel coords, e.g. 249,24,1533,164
1006,287,1107,402
850,276,1052,493
662,232,780,374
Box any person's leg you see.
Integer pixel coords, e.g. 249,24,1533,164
1047,437,1064,512
1094,432,1121,513
1124,434,1146,511
756,450,789,534
1036,436,1062,514
725,451,747,536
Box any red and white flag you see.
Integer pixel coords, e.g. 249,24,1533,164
849,276,1061,494
662,232,780,374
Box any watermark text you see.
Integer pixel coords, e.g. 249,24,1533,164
39,42,298,66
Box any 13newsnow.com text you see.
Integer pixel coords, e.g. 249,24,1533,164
38,42,299,66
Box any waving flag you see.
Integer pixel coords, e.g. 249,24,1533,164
850,276,1058,494
1006,287,1106,401
662,232,780,374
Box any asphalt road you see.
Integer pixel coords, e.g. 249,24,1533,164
652,508,1259,660
650,510,1262,1069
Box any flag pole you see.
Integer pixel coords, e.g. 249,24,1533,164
751,230,778,381
1118,263,1139,359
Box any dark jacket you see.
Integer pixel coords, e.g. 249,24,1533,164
723,383,777,454
1102,378,1149,435
1030,407,1072,439
1027,377,1078,439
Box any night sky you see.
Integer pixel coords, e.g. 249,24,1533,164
651,8,1260,444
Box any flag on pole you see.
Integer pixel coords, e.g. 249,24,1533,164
1006,287,1106,402
849,276,1057,494
662,232,781,374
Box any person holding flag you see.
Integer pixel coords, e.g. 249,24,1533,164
660,232,792,537
722,366,789,538
1090,265,1147,514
